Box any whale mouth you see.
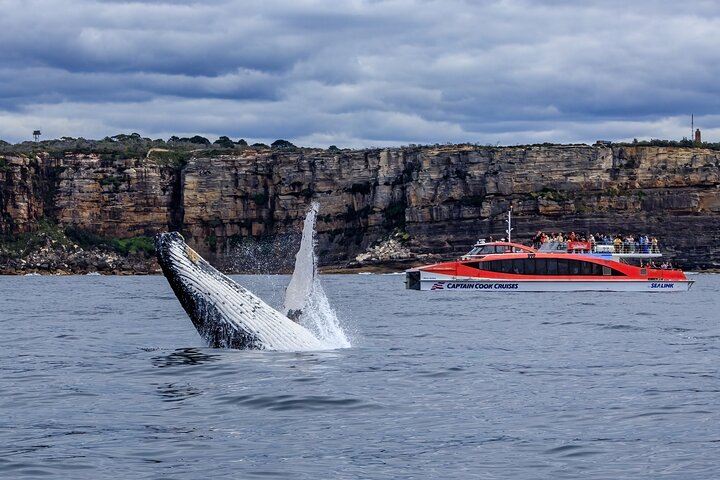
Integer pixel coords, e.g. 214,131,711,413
155,232,325,351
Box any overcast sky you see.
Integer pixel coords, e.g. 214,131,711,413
1,0,719,147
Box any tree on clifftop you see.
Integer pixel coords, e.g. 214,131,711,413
213,136,235,148
271,139,297,150
188,135,210,145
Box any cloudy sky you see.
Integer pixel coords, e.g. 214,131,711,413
1,0,719,147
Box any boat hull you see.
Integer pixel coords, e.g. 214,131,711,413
407,274,694,292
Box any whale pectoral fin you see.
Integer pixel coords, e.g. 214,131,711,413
155,231,324,351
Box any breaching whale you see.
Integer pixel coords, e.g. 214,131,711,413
155,232,325,351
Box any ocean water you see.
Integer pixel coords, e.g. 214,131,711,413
1,273,718,479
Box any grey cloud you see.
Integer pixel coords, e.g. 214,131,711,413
1,0,719,145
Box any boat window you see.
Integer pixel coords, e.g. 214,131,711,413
535,258,547,275
611,267,627,276
557,259,569,275
512,259,523,274
523,258,536,275
482,260,495,272
468,245,493,255
477,257,626,277
546,259,558,275
569,260,581,275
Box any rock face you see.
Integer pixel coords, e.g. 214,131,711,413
2,144,720,271
52,153,177,237
0,155,46,234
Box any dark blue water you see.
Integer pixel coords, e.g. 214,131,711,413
1,273,718,479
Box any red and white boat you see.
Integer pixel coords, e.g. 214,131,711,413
405,212,695,292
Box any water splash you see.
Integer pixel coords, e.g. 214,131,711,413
283,203,318,317
301,277,351,348
284,202,351,349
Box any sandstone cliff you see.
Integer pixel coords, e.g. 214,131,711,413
2,144,719,272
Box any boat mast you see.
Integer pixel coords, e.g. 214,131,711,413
506,207,513,243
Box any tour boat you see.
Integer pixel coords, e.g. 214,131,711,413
405,211,695,292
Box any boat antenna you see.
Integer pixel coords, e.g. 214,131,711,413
506,207,513,243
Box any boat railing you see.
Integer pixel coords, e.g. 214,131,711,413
537,241,662,255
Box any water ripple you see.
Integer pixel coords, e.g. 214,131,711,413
152,348,221,368
1,274,718,479
217,394,372,411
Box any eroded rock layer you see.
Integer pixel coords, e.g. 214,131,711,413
2,145,719,270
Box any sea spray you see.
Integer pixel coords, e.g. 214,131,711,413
284,202,351,348
228,235,297,274
283,203,318,317
225,236,292,306
301,277,351,348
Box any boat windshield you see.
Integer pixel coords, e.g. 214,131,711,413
466,244,529,256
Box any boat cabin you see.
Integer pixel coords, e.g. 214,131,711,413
463,240,535,259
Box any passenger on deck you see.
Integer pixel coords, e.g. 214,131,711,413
651,237,659,253
623,236,633,253
532,231,543,248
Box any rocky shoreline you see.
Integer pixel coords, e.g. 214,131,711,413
0,231,434,275
0,233,158,275
2,232,718,275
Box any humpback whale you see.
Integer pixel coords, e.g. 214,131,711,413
155,232,325,351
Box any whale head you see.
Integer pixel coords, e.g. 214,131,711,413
155,232,324,351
